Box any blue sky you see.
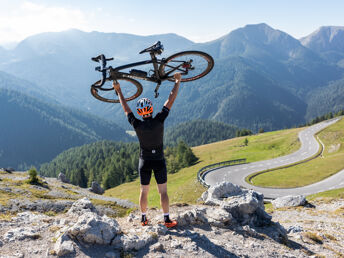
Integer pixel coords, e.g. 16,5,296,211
0,0,343,47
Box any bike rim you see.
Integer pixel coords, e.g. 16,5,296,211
91,78,142,103
162,52,213,82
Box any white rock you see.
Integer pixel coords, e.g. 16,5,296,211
206,207,234,227
67,198,97,216
54,233,75,257
4,227,39,242
287,225,303,234
150,242,164,252
68,212,121,245
170,239,182,249
202,182,242,204
177,208,207,226
144,224,167,235
271,195,306,208
127,213,136,223
120,233,154,251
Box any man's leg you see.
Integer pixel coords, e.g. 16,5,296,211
157,183,169,214
140,184,150,213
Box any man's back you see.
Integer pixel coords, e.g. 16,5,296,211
128,106,169,160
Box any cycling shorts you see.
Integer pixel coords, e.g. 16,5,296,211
138,158,167,185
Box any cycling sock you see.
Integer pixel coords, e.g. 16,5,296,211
164,213,172,223
141,213,147,222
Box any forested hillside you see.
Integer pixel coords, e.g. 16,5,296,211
0,88,131,169
165,119,238,146
39,140,197,189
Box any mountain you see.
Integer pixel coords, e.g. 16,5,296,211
306,77,344,120
0,86,132,169
0,24,343,131
0,30,194,127
197,23,342,97
300,26,344,66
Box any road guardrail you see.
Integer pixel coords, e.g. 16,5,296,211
197,158,247,188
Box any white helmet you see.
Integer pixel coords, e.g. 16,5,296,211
136,98,153,117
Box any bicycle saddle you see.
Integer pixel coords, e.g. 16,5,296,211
139,41,164,54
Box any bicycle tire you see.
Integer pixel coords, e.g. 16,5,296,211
159,51,214,82
90,77,143,103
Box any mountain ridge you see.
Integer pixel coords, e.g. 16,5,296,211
0,23,343,130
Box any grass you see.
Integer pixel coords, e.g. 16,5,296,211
307,187,344,203
105,127,302,207
90,199,131,217
250,118,344,188
0,212,15,221
303,231,323,244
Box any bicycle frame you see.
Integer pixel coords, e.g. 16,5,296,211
110,55,166,83
105,52,188,97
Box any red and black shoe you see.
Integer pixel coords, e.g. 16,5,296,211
141,219,149,226
164,220,178,228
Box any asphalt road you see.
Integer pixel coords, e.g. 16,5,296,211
203,118,344,199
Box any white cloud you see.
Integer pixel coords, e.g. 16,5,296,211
0,1,88,45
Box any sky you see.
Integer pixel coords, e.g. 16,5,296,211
0,0,344,48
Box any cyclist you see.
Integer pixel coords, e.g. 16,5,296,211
113,73,181,228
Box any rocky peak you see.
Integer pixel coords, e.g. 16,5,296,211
300,26,344,53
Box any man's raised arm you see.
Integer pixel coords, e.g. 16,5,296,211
113,81,132,116
164,73,181,110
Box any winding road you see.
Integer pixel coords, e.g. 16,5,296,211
203,118,344,199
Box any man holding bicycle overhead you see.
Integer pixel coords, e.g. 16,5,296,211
113,73,181,228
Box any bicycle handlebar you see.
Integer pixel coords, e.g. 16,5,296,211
91,54,114,87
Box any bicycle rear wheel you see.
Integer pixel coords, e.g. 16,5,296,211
159,51,214,82
91,77,143,103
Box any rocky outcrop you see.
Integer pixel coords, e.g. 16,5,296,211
201,182,272,226
271,195,306,208
68,212,121,245
54,233,75,256
67,197,97,215
58,173,69,183
89,181,104,195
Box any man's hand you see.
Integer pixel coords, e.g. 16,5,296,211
174,73,182,84
113,81,121,92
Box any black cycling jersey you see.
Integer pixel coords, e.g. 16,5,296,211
128,106,169,160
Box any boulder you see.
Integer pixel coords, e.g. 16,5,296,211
119,233,155,251
67,198,97,216
201,182,272,226
206,207,235,228
54,233,75,257
287,225,303,234
271,195,306,208
176,207,207,226
202,182,242,205
67,212,121,245
89,181,104,195
58,173,69,183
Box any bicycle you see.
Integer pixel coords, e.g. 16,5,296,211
90,41,214,103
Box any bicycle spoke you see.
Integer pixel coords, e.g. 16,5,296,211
160,51,214,82
91,78,142,103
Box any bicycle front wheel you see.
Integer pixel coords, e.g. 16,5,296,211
90,77,143,103
159,51,214,82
